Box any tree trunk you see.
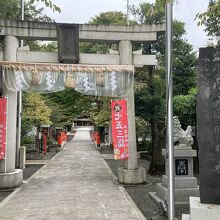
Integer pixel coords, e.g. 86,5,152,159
148,120,165,174
147,44,165,174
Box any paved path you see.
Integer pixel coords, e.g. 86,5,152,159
0,130,145,220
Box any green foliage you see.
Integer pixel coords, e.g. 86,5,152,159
29,0,61,13
0,0,55,48
23,2,53,22
135,67,166,122
131,0,196,171
46,89,94,125
23,93,52,127
21,93,52,147
172,40,197,95
89,97,111,126
80,42,109,54
196,0,220,45
131,0,165,24
0,0,20,20
0,0,58,21
29,41,58,52
154,20,197,96
173,88,197,128
90,11,127,25
80,11,128,55
135,116,151,139
47,90,112,127
21,115,34,138
132,3,197,97
21,136,34,145
133,2,197,125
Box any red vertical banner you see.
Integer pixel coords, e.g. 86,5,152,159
0,97,7,160
111,99,129,160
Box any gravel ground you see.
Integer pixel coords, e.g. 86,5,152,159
105,159,165,219
23,164,44,180
26,145,61,160
0,191,12,203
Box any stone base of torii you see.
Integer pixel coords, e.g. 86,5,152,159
0,19,164,188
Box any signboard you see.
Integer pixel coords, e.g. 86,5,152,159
175,159,188,176
0,97,7,160
111,99,129,160
197,47,220,204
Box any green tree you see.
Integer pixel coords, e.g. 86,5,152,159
0,0,59,49
196,0,220,45
132,1,197,172
0,0,20,20
89,97,111,126
173,88,197,129
0,0,59,21
155,21,197,95
30,0,61,13
22,93,52,146
135,66,166,172
131,0,165,24
80,11,127,54
90,11,127,25
22,93,52,129
46,89,95,126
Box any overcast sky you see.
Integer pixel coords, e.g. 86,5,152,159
44,0,210,52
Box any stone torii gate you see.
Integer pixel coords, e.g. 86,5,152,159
0,19,164,188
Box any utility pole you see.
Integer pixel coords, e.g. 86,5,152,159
165,0,175,220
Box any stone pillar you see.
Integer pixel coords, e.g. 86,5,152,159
0,35,23,189
117,40,146,184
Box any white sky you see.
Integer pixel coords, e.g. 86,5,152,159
44,0,210,52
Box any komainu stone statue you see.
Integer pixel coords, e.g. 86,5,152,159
173,116,194,149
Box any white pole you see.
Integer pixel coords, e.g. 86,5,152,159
21,0,25,47
165,0,175,220
16,0,24,167
127,0,129,24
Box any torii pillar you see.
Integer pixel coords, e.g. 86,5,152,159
117,40,146,184
0,35,23,189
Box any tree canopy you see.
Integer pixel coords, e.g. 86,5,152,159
29,0,60,13
196,0,220,45
0,0,59,21
131,1,197,171
90,11,127,25
22,93,52,128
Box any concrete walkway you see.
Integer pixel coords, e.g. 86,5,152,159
0,130,145,220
